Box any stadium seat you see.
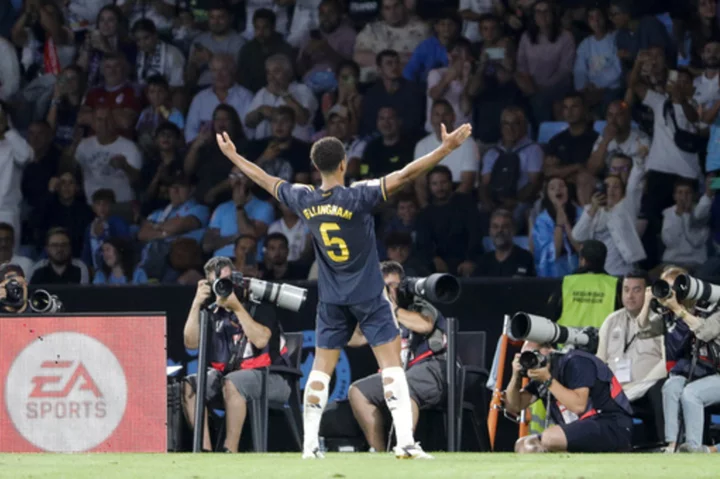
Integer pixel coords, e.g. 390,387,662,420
537,121,568,144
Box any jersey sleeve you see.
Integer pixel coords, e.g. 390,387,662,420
350,178,388,212
274,180,314,214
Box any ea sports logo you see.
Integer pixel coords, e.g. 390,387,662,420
5,332,128,452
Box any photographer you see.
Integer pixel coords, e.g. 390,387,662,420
507,340,634,453
0,264,28,314
641,266,720,453
182,257,291,453
347,261,447,452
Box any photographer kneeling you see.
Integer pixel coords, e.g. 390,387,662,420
347,261,447,452
0,264,28,314
182,257,291,453
508,341,634,453
642,266,720,453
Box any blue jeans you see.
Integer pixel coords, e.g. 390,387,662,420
663,374,720,447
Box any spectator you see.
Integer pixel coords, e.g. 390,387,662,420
138,173,211,250
426,36,473,132
353,0,430,81
232,234,261,277
697,40,720,173
383,231,430,276
459,0,501,43
139,122,185,214
464,13,525,148
360,107,415,179
415,100,478,206
245,54,318,141
415,166,483,276
165,238,205,285
686,0,720,70
476,209,535,277
72,108,143,203
21,120,62,212
246,106,312,183
93,237,148,285
136,75,186,154
132,19,186,88
242,0,290,40
82,189,130,271
317,105,367,179
588,100,650,176
286,0,323,48
360,49,426,137
661,179,712,270
31,228,90,285
46,65,85,147
203,169,275,258
572,175,646,276
384,193,419,239
544,93,599,180
79,53,143,138
573,6,624,114
76,5,137,88
268,202,311,262
596,270,666,444
185,104,245,207
625,45,666,138
34,171,93,258
184,0,246,89
258,233,308,280
320,60,364,136
0,34,20,102
116,0,177,34
403,10,460,83
297,0,357,91
480,106,543,228
0,223,33,278
532,177,582,278
237,9,295,94
574,168,597,209
608,153,646,218
184,54,254,143
610,0,677,72
0,105,33,250
515,0,576,125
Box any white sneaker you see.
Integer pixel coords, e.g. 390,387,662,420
302,448,325,459
394,442,434,459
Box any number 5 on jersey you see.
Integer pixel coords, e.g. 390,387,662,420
320,222,349,262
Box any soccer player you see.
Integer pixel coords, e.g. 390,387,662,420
215,122,472,459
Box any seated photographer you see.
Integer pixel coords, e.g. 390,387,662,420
507,340,634,453
639,266,720,453
0,264,28,314
596,270,666,443
347,261,447,452
182,257,291,453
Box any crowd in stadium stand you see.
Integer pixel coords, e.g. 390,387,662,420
0,0,719,286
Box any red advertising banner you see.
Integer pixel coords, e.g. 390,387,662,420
0,315,166,452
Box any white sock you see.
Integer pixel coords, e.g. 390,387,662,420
382,366,415,448
303,370,330,452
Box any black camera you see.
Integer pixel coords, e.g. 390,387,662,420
397,273,461,306
651,279,672,299
1,279,25,308
212,271,244,299
519,350,548,377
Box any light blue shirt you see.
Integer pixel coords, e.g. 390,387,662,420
573,31,622,91
147,199,210,244
708,113,720,172
209,197,276,258
403,36,448,83
481,137,544,191
184,84,253,143
93,268,148,285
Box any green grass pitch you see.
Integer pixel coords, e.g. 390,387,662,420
0,453,717,478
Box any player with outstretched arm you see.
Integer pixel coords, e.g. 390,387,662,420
216,122,472,459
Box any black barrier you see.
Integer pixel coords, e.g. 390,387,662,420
29,279,559,451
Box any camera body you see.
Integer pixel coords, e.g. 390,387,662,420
519,350,547,377
2,279,25,308
212,271,244,299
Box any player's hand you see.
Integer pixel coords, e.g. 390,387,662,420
441,123,473,151
216,131,237,158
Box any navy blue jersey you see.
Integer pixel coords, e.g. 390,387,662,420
274,178,388,305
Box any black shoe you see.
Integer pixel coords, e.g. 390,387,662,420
221,447,232,453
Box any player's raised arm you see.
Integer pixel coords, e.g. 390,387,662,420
216,132,282,196
383,123,473,197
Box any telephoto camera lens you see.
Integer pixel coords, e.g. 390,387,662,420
651,280,672,299
212,278,234,298
519,350,547,371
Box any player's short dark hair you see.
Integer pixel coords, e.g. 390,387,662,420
46,227,70,244
311,137,346,174
234,234,257,249
253,8,276,25
624,269,649,287
0,263,25,278
448,36,472,53
132,18,157,35
428,165,452,182
563,91,584,104
478,13,500,25
380,261,405,278
91,189,116,204
432,98,453,113
376,49,399,67
273,105,296,123
266,232,289,248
